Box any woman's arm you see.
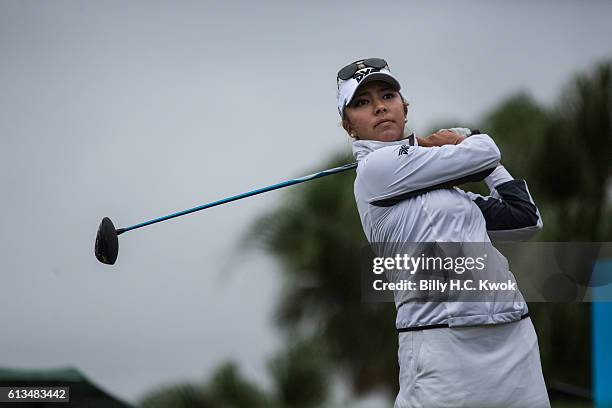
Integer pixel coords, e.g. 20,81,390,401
466,166,543,242
359,133,501,206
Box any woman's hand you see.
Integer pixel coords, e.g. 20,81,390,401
417,130,466,147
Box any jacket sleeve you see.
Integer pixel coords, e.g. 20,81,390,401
359,134,501,206
465,166,543,242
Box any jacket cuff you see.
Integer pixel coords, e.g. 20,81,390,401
485,166,514,190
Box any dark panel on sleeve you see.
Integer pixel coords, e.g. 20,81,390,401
472,180,539,230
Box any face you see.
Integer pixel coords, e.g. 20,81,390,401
343,80,407,142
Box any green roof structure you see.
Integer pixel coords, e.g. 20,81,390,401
0,366,132,407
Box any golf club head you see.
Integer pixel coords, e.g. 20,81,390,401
95,217,119,265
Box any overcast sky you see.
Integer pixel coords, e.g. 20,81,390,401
1,0,611,404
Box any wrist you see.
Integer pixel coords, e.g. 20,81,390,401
484,165,514,190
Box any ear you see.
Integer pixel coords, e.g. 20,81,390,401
342,117,354,137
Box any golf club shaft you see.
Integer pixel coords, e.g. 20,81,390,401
117,162,358,235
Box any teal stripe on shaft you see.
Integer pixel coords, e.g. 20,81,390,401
118,162,357,235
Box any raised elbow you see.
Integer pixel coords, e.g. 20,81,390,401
466,133,501,167
482,134,501,164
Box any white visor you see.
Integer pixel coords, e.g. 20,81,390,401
337,66,402,117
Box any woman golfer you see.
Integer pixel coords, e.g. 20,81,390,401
337,58,550,408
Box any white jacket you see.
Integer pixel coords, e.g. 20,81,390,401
352,132,543,330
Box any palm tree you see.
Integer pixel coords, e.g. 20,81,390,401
139,338,332,408
528,61,612,395
268,337,330,407
140,363,270,408
534,61,612,241
247,153,399,397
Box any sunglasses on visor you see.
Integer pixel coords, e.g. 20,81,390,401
337,58,388,81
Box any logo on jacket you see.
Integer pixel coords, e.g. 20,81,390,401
398,145,410,156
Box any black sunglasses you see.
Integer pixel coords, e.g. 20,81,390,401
337,58,388,81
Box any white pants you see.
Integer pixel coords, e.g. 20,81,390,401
394,317,550,408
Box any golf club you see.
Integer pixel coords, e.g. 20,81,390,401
94,162,358,265
95,130,485,265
